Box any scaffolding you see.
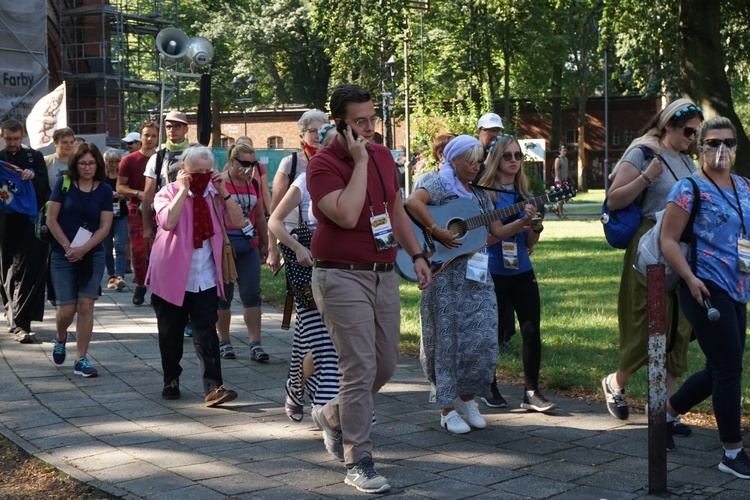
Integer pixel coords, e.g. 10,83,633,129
55,0,178,144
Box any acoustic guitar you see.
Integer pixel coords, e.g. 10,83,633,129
395,183,576,282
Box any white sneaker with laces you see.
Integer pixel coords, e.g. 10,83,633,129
441,410,471,434
454,397,487,428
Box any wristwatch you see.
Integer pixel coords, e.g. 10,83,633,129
425,222,439,234
411,252,428,263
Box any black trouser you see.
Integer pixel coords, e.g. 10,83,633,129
152,287,223,395
671,281,746,444
492,270,542,391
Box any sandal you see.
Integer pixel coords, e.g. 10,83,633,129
219,342,236,359
250,344,269,363
285,398,304,422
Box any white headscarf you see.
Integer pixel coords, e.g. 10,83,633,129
438,135,481,199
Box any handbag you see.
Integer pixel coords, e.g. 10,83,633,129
278,218,316,310
211,196,238,285
634,177,700,290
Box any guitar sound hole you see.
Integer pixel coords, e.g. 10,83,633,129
446,221,466,238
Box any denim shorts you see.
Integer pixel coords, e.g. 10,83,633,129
218,234,261,310
50,250,104,305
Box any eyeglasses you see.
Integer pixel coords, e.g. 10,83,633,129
304,128,319,134
351,116,381,128
683,127,697,138
77,161,97,169
501,151,523,161
703,138,737,148
164,124,184,130
481,127,504,134
674,105,702,118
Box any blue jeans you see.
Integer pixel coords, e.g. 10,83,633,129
671,281,747,443
104,216,128,277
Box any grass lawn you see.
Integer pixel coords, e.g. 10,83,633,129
261,219,750,414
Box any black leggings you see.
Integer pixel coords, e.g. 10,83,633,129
670,281,746,444
492,270,542,391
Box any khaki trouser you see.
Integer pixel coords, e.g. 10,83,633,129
311,268,400,467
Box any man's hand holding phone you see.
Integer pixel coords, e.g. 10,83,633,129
337,120,369,164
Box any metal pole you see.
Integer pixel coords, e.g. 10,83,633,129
646,264,668,495
603,43,609,191
403,29,411,197
243,104,247,136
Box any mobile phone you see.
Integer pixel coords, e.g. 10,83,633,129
336,120,359,140
531,216,543,224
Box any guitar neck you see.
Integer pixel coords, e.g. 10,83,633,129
463,193,552,231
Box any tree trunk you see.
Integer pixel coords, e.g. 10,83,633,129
678,0,750,176
503,31,511,125
577,84,588,192
550,63,563,151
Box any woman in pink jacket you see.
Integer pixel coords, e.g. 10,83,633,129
146,146,245,407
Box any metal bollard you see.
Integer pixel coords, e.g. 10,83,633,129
646,264,668,494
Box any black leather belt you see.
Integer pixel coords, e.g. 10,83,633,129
313,259,394,272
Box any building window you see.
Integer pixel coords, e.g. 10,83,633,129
565,129,579,146
624,129,634,145
612,129,620,146
268,136,284,149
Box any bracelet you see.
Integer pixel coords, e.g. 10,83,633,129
411,252,428,263
640,172,652,185
426,222,439,234
223,194,231,201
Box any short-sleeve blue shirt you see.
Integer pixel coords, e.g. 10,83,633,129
667,173,750,303
488,188,533,276
49,176,113,254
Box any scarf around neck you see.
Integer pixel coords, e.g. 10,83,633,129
166,138,189,152
438,135,481,199
188,172,215,249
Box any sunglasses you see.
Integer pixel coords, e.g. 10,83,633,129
703,138,737,148
234,159,257,172
682,127,697,138
501,151,523,161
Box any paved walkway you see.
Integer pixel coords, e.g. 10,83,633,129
0,279,745,499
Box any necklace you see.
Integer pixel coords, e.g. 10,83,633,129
501,182,515,188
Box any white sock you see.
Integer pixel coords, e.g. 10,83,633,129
724,447,741,459
525,390,535,398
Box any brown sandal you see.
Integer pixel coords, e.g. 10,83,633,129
285,398,304,422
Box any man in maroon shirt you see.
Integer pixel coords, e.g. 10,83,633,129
307,84,431,494
117,122,157,305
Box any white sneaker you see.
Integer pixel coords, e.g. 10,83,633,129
454,397,487,429
440,410,471,434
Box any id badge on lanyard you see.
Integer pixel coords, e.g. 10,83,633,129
371,207,397,251
738,236,750,273
466,248,489,283
502,239,519,270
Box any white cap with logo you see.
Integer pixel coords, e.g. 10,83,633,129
121,132,141,143
477,113,504,130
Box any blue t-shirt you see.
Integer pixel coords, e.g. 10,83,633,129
49,176,113,254
667,173,750,303
488,188,533,275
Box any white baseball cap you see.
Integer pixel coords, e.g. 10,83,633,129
121,132,141,143
477,113,504,130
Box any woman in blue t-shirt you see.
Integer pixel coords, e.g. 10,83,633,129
661,117,750,479
46,143,114,378
477,135,555,413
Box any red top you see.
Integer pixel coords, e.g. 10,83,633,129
118,151,151,207
307,139,400,264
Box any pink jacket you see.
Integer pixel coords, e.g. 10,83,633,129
146,182,232,306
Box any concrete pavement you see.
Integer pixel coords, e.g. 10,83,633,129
0,278,746,499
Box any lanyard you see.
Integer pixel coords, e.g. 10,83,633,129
702,168,747,236
367,154,390,217
228,173,250,216
74,182,95,230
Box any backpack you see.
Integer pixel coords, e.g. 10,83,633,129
601,147,655,249
633,177,700,290
36,175,71,244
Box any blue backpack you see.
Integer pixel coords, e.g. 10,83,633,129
601,147,658,249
